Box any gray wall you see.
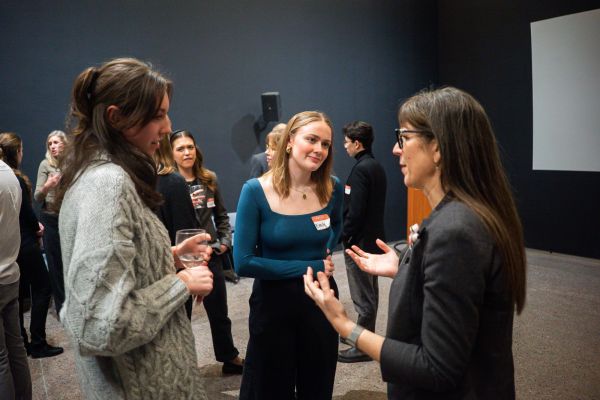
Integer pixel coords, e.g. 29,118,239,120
4,1,597,258
437,0,600,258
0,0,437,244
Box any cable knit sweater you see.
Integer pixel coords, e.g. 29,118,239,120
59,159,207,400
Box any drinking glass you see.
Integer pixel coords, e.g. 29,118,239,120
189,184,205,209
175,228,209,304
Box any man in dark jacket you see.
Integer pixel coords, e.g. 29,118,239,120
339,121,387,363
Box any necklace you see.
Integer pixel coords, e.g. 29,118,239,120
291,186,309,200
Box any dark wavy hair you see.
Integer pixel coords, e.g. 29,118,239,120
399,86,526,314
55,57,172,211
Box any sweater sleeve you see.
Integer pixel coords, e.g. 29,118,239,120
33,160,48,204
62,169,189,357
233,181,325,280
379,224,489,391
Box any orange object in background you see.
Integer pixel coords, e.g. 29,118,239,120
407,188,431,238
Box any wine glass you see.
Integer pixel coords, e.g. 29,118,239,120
189,184,205,209
175,228,209,304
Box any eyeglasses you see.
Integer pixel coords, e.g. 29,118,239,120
394,128,433,149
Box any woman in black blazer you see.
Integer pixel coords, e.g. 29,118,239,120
304,87,526,399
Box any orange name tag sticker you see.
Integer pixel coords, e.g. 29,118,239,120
311,214,331,231
344,185,351,195
207,198,215,208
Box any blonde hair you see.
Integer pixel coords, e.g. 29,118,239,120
45,130,67,168
266,123,286,149
270,111,334,205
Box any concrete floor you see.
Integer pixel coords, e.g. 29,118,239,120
25,248,600,399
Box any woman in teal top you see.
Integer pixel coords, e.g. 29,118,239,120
234,111,343,400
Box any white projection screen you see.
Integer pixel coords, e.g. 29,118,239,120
531,9,600,172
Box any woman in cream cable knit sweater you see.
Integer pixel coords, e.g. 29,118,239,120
55,58,214,400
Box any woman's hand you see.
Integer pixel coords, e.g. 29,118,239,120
215,244,228,255
173,232,212,269
303,267,354,336
177,266,213,297
346,239,399,278
323,254,335,277
43,173,61,193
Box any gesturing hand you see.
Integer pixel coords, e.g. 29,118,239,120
303,267,349,330
323,255,335,277
346,239,399,278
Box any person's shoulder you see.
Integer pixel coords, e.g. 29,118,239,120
241,177,263,195
157,171,186,190
330,175,344,194
429,199,491,244
250,152,266,163
37,158,50,169
74,161,130,197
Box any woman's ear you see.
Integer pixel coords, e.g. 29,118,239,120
106,105,121,128
430,139,441,166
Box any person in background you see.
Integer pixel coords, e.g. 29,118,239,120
55,57,214,399
338,121,387,363
0,139,32,400
304,87,527,400
264,123,285,170
0,132,63,359
249,122,286,178
234,111,343,399
170,129,244,375
154,134,199,318
34,130,68,314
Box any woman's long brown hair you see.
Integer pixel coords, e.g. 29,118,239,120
55,58,172,211
399,87,527,314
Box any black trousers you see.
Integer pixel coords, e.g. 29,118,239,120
240,277,339,400
17,242,52,346
40,212,64,314
184,253,239,362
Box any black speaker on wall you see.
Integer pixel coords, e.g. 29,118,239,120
261,92,280,122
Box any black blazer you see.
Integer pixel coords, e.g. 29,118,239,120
380,196,516,400
249,152,268,179
342,151,387,253
156,172,198,245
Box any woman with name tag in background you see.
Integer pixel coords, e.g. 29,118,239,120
304,87,526,400
169,129,244,375
234,111,343,400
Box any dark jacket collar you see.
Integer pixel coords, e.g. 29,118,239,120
354,150,372,161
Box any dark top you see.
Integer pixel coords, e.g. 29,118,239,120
17,175,40,249
156,172,198,245
234,177,343,279
342,150,387,253
185,176,232,250
380,196,515,399
249,152,268,179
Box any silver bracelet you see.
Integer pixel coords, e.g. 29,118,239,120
344,324,364,348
